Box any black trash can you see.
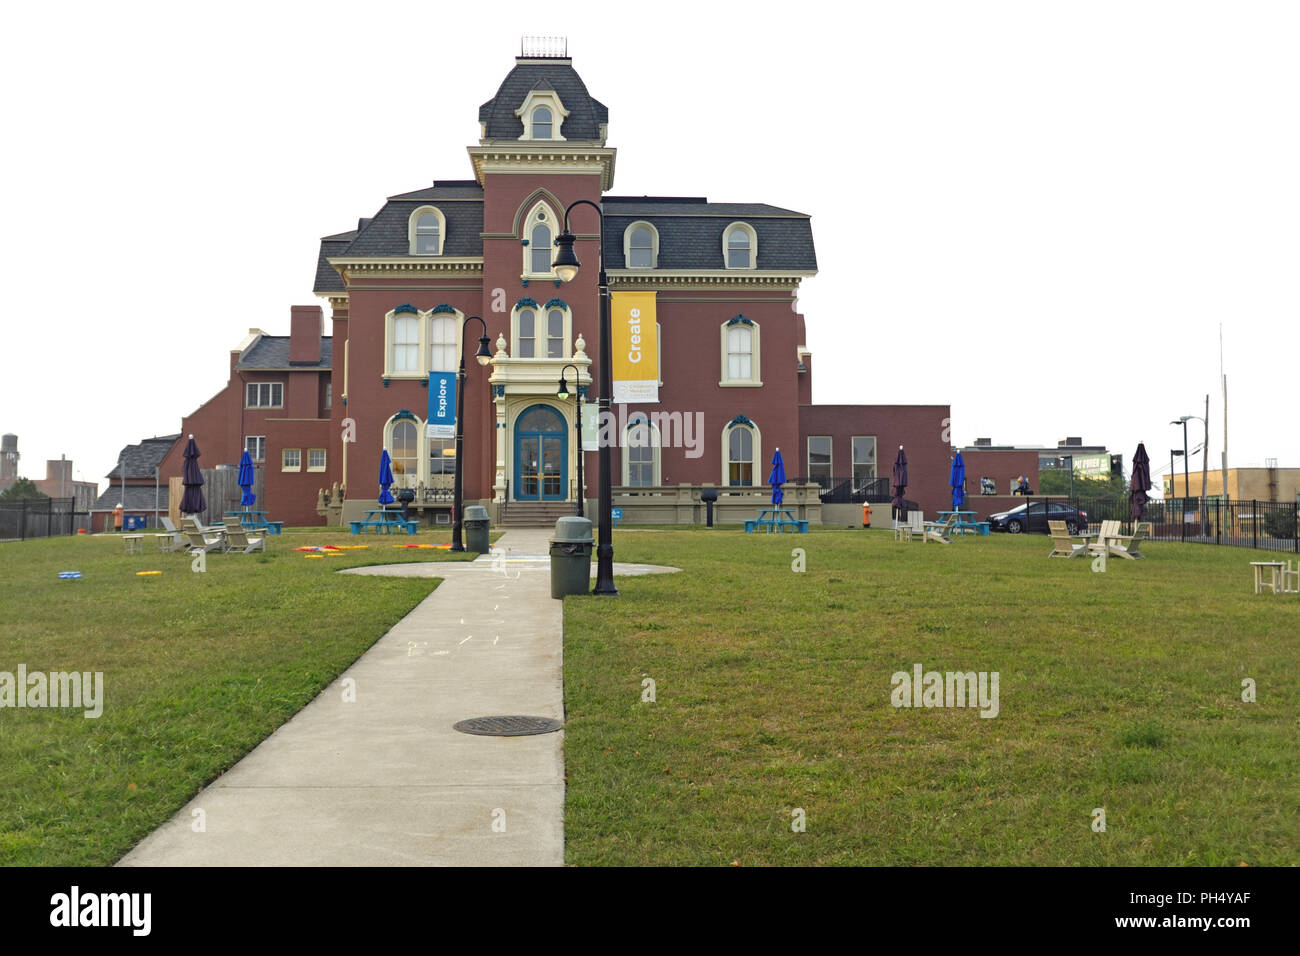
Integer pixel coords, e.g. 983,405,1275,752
550,516,593,599
464,505,490,553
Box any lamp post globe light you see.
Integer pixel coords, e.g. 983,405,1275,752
553,199,617,595
450,315,493,553
557,363,584,517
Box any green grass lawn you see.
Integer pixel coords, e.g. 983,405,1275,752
562,529,1300,866
0,529,482,866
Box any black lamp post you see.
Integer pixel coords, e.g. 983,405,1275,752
553,200,617,595
557,363,584,517
450,315,493,552
1170,416,1190,517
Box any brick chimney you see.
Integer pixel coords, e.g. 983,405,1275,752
289,305,323,365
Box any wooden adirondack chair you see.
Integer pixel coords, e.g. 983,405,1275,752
224,522,266,554
1048,520,1087,558
922,513,957,544
1107,521,1150,560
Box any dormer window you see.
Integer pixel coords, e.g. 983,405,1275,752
624,222,659,269
723,222,757,269
408,206,446,256
516,90,569,141
533,107,553,139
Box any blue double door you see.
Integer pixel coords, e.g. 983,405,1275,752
514,404,567,501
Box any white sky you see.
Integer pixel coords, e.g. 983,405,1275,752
2,0,1296,493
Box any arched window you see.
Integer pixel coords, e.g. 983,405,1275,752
624,222,658,268
392,314,419,372
722,417,761,487
531,222,552,274
407,206,446,256
429,314,458,372
390,419,419,489
623,413,660,487
517,308,536,358
546,307,565,358
719,316,762,386
533,107,553,139
723,222,757,269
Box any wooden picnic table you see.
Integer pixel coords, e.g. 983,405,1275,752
224,510,284,535
937,510,989,536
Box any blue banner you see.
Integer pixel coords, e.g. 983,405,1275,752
427,372,457,439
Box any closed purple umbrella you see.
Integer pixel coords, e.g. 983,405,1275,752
179,435,206,516
1130,442,1152,521
891,445,908,521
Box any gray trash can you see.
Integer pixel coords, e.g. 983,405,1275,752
550,516,593,599
464,505,491,553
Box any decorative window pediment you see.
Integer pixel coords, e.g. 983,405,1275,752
515,89,570,142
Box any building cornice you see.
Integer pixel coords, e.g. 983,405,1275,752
328,257,485,282
607,269,814,289
467,145,616,191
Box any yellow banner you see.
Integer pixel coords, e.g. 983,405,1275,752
610,292,659,403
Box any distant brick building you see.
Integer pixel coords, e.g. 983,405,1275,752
162,47,953,526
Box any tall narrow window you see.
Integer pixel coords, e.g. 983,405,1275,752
415,213,440,254
625,414,658,487
517,309,536,358
807,436,832,489
530,221,552,274
533,107,552,139
391,420,418,488
727,228,751,268
429,315,457,372
728,426,754,486
727,326,752,380
245,436,266,462
629,226,653,267
546,308,564,358
852,436,877,494
392,315,419,372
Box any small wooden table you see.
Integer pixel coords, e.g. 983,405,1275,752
123,534,144,555
1251,561,1285,594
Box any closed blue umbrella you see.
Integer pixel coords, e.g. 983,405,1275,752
378,448,396,506
179,435,206,515
950,451,966,512
1130,443,1152,521
237,450,257,508
891,445,908,520
768,448,786,506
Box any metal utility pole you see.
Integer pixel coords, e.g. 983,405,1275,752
1201,394,1209,535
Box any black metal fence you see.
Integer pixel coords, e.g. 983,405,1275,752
1067,495,1299,553
797,475,892,503
0,498,91,540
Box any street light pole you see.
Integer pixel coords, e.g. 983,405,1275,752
553,199,618,595
450,316,493,552
557,363,584,517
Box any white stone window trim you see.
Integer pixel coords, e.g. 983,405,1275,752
511,300,571,360
307,448,327,472
721,418,762,487
282,448,302,472
521,200,560,280
384,413,427,489
383,306,465,379
515,89,570,141
408,205,447,256
719,318,762,387
722,221,758,270
622,220,659,269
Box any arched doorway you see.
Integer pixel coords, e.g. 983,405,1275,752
514,404,566,501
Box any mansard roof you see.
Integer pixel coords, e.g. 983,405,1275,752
478,57,608,141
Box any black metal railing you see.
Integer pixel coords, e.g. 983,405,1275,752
0,497,91,540
795,475,892,503
1066,495,1298,554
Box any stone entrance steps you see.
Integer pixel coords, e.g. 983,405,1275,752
498,502,579,528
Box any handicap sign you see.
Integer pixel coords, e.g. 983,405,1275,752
610,508,623,519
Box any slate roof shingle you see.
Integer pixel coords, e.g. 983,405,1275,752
237,336,333,371
92,485,170,512
478,59,609,141
103,435,181,480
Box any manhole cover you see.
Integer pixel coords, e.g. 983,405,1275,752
453,715,564,736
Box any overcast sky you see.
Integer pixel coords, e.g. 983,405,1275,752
2,0,1295,493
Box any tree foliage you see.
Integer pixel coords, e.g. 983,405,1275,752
0,478,49,501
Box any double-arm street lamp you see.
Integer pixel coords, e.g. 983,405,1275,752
552,200,617,595
1173,405,1210,536
450,315,493,552
557,363,584,517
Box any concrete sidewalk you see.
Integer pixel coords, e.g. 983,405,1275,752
120,529,571,867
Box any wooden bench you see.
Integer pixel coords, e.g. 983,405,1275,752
123,534,144,555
